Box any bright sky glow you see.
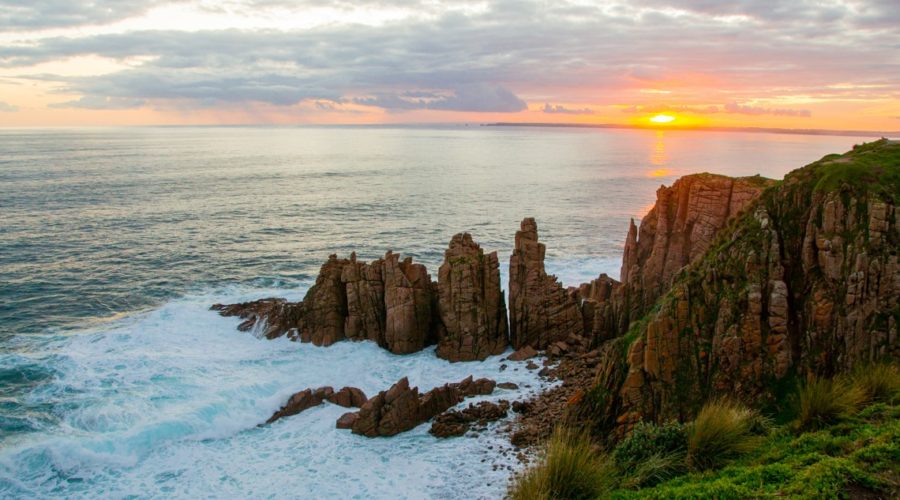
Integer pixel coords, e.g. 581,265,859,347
0,0,896,129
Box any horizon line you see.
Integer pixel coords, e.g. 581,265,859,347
484,122,900,139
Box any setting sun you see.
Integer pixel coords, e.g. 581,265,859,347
650,114,676,124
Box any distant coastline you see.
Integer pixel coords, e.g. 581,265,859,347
484,121,899,139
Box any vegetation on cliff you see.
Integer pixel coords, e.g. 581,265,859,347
510,366,900,499
512,139,899,498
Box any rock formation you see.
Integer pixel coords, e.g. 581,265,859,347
509,218,584,349
382,252,436,354
435,233,509,361
430,400,510,438
213,251,438,355
577,174,776,342
348,376,496,437
571,140,899,433
266,386,334,425
326,386,368,408
211,299,304,339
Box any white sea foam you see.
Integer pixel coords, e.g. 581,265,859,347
0,288,553,499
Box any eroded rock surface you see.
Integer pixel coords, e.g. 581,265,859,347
266,386,334,425
348,376,496,437
508,218,584,350
436,233,509,361
430,400,510,438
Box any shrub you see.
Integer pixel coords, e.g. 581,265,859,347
614,421,687,466
796,377,866,431
687,399,763,471
509,427,615,500
850,363,900,404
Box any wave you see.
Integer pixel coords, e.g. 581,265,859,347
0,288,552,499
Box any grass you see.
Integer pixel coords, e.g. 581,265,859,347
513,367,900,499
686,399,765,471
509,427,615,500
796,376,867,431
850,363,900,404
610,401,899,499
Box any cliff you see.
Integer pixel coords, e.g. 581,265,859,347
583,139,899,431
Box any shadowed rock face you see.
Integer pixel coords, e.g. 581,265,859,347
349,376,496,437
508,218,584,350
435,233,509,362
382,252,436,354
213,251,437,355
577,174,776,341
570,141,899,435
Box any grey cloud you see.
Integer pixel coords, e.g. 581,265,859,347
724,102,811,117
0,0,185,31
0,100,18,112
542,103,593,115
0,1,896,113
356,84,527,112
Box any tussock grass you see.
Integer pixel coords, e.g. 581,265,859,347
686,399,763,471
850,363,900,404
509,427,615,500
796,376,866,431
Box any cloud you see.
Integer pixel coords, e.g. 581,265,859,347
724,101,811,117
0,0,183,31
0,100,18,112
542,103,593,115
0,1,896,117
356,85,527,112
622,104,720,114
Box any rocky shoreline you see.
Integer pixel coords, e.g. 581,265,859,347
212,140,898,469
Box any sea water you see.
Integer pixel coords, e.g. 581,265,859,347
0,126,874,498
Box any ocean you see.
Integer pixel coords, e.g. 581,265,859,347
0,125,876,498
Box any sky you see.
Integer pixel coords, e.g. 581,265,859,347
0,0,898,130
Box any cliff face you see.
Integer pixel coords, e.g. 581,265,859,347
579,174,775,341
603,140,899,429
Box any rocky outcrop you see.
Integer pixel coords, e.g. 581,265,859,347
297,255,350,346
214,251,437,355
266,386,334,424
211,299,304,339
326,386,368,408
341,255,386,344
430,400,510,438
349,376,496,437
509,218,584,349
577,174,775,342
572,140,899,433
382,252,436,354
435,233,509,361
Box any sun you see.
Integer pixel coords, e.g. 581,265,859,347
650,114,676,124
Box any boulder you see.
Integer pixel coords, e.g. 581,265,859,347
349,376,496,437
326,386,368,408
430,400,510,438
336,412,359,429
266,386,334,425
507,345,538,361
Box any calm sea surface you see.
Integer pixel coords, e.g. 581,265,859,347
0,126,875,498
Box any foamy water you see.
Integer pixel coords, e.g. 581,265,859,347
0,287,554,499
